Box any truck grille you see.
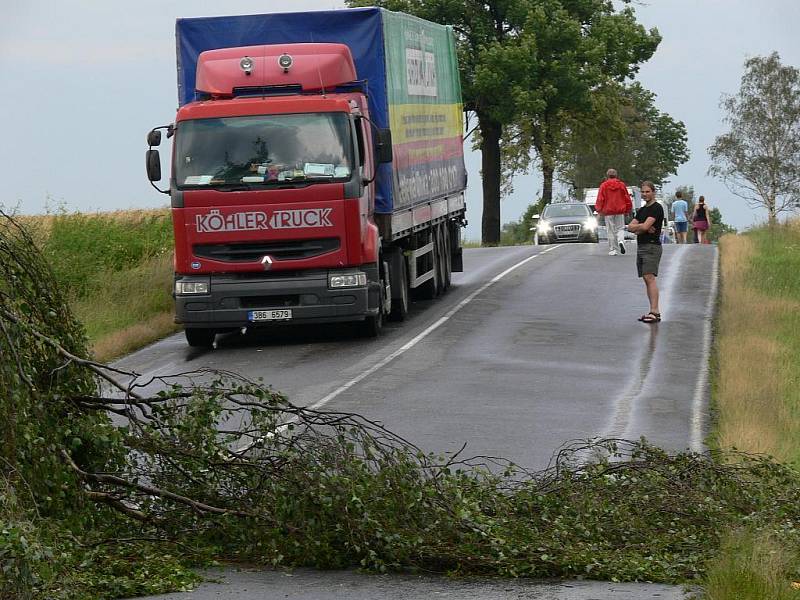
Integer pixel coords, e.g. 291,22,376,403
240,294,300,308
193,238,339,262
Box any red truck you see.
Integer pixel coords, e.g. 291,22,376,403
146,8,467,347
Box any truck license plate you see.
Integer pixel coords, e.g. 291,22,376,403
248,309,292,322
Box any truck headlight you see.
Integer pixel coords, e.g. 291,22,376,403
329,272,367,288
584,217,598,231
175,281,209,295
536,220,551,233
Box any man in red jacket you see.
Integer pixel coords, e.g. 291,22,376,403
596,168,633,256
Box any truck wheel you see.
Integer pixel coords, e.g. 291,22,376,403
388,250,409,322
185,328,215,348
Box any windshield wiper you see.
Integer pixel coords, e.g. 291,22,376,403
212,183,260,192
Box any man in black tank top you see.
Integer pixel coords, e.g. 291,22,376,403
624,182,663,323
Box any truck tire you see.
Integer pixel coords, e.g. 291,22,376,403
185,328,215,348
388,249,409,322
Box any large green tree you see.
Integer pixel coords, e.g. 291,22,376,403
557,82,689,193
708,52,800,225
347,0,659,244
503,3,661,209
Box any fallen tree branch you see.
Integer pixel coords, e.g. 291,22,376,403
61,449,256,518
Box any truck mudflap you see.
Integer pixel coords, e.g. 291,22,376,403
174,266,379,329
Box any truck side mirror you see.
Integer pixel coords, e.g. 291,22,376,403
375,128,393,164
532,214,540,220
147,129,162,147
146,149,162,181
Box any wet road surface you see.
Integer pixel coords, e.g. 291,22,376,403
128,567,694,599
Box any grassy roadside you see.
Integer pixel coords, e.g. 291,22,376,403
703,220,800,598
20,209,178,361
712,222,800,463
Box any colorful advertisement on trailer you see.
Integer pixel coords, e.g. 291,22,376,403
382,11,466,211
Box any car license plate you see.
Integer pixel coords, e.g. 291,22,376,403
248,309,292,322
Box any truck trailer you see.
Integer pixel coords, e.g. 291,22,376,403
146,7,467,347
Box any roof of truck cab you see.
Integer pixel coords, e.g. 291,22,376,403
175,95,354,121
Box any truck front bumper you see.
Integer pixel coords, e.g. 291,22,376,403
174,267,378,330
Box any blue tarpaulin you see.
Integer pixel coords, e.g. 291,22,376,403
176,8,386,124
176,8,395,212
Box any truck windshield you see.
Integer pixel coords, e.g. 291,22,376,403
175,113,353,188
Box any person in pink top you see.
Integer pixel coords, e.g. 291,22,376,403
595,168,633,256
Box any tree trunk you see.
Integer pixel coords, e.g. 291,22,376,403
540,116,556,204
478,114,502,245
542,161,554,204
768,195,777,226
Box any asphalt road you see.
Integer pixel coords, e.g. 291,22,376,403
129,568,694,600
120,241,717,600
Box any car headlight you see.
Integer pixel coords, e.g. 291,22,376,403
329,272,367,288
584,217,598,231
175,280,209,295
536,220,551,233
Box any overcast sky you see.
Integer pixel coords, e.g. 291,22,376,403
1,1,798,239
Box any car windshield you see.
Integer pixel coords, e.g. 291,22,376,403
543,204,590,218
175,112,353,188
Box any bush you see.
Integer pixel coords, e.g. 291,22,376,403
38,209,172,298
501,199,547,246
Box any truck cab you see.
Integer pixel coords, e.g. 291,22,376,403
147,44,392,346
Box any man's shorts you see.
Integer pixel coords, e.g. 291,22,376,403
674,221,688,233
637,243,663,277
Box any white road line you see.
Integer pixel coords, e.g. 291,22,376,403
690,246,719,452
306,245,562,411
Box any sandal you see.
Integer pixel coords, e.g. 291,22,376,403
638,312,661,323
